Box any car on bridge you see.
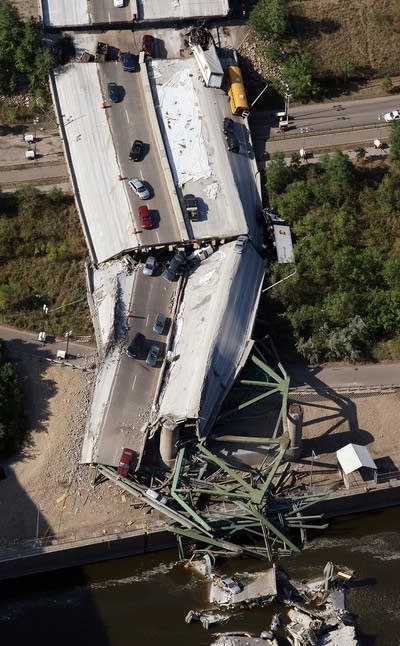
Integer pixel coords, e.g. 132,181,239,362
146,344,160,366
138,205,153,229
234,235,248,253
107,82,120,103
143,255,156,276
153,313,167,335
142,34,155,57
162,252,186,282
117,448,135,476
223,117,234,136
121,52,136,72
129,177,150,199
129,139,144,161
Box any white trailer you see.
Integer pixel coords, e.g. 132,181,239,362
190,42,223,88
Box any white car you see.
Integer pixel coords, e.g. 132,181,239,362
128,177,150,200
384,110,400,122
113,0,124,7
234,235,248,254
142,255,156,276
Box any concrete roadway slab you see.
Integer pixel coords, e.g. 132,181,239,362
42,0,89,27
83,264,176,466
137,0,229,20
54,63,140,264
151,58,254,240
158,243,265,437
98,58,182,246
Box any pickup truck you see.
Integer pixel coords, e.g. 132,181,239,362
183,194,199,221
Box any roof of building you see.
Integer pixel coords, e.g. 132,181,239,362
336,443,377,475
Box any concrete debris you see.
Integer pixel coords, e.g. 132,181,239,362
211,633,278,646
185,609,230,629
188,562,358,644
210,569,277,608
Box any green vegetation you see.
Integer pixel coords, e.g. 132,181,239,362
389,121,400,161
264,153,400,363
248,0,320,101
249,0,288,38
0,188,92,337
0,1,51,100
0,341,25,456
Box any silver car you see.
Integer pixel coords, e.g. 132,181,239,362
153,313,166,335
128,177,150,200
146,344,160,366
143,256,156,276
234,235,248,254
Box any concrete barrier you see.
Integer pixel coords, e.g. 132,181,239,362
0,526,175,582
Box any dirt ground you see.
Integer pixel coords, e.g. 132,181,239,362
289,0,400,78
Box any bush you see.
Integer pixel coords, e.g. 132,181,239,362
249,0,288,38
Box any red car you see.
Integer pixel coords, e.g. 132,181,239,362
138,205,153,229
117,448,135,476
142,34,154,57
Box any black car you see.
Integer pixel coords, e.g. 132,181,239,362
162,252,186,282
226,134,240,153
129,139,144,162
126,332,145,359
223,117,234,136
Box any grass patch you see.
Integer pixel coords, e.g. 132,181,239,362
0,187,92,338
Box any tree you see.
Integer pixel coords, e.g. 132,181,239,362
389,121,400,161
249,0,288,38
0,2,50,96
319,150,354,206
0,1,23,93
282,53,320,101
266,152,292,204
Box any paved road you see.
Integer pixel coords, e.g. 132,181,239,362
98,44,182,246
252,94,399,157
0,325,96,363
288,362,400,390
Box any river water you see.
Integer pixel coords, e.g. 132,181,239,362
1,507,399,646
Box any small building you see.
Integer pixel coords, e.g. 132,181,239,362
336,443,377,489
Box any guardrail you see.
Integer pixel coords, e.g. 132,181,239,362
0,520,167,560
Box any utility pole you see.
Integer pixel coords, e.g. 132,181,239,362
65,330,73,358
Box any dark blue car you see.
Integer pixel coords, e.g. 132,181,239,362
121,52,136,72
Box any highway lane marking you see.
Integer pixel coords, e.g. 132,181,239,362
125,108,130,123
131,374,137,391
146,313,150,326
156,231,160,243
